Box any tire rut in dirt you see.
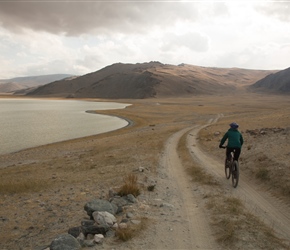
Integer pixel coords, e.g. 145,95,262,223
187,117,290,245
160,126,218,249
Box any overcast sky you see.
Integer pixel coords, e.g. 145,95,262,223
0,0,289,78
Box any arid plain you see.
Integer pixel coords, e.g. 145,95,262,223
0,93,289,250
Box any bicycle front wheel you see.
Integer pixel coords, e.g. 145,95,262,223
231,161,239,188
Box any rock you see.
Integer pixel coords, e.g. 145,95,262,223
81,220,95,227
82,239,95,247
110,195,136,212
33,246,50,250
126,212,134,218
131,220,141,225
110,196,129,209
68,226,82,238
84,199,116,218
112,223,118,229
94,234,104,244
50,234,81,250
86,234,94,240
126,194,137,203
81,224,109,236
76,232,85,241
106,229,116,237
93,211,117,227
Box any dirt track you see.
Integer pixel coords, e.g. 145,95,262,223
157,125,219,249
139,115,290,249
186,119,289,247
187,116,290,243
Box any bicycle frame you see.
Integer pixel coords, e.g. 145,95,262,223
221,146,239,188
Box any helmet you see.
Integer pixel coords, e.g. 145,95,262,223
229,122,239,129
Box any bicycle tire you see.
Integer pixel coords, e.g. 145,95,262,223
225,158,231,179
232,161,239,188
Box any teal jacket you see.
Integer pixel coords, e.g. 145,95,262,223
220,128,244,148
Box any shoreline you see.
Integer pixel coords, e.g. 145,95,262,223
86,109,134,128
0,100,132,156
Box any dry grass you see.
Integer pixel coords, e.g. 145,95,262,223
214,218,237,244
0,179,47,194
178,132,218,185
205,194,287,249
117,174,140,197
115,217,149,242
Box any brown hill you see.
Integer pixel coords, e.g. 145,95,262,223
0,74,74,94
0,82,24,93
249,67,290,93
27,62,277,98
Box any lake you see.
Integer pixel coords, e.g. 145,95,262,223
0,99,130,155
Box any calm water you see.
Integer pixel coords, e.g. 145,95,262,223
0,99,130,155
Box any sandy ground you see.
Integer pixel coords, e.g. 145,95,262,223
0,94,289,250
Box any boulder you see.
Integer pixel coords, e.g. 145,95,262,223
93,211,117,227
68,226,82,238
50,234,81,250
81,224,109,236
84,199,117,218
94,234,104,244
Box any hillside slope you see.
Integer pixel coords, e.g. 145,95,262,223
27,62,276,98
249,67,290,93
0,74,74,94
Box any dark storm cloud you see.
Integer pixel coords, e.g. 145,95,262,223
0,1,198,36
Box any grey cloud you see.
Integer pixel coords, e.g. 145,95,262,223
0,1,199,36
255,2,290,22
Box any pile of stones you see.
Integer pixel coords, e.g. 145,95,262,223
38,193,138,250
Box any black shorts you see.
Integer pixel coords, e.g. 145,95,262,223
226,147,241,161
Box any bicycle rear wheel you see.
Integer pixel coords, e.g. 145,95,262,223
225,158,231,179
231,161,239,188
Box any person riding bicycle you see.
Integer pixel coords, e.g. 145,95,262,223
219,122,244,161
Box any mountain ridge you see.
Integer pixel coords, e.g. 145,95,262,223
249,67,290,93
0,74,75,94
27,62,279,99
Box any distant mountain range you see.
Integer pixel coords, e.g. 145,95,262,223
26,62,282,99
2,63,289,98
0,74,75,94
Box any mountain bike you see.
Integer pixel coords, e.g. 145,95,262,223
221,146,239,188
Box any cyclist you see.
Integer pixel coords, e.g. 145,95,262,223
219,122,244,161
